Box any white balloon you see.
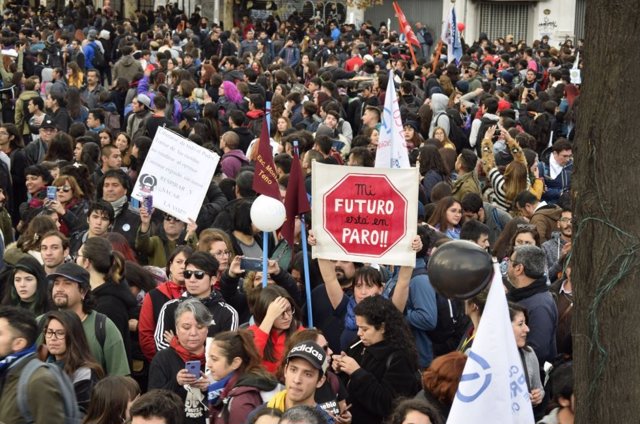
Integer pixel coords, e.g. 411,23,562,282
250,195,286,232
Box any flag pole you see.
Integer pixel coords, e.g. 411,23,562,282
262,101,272,288
407,42,418,68
293,140,313,328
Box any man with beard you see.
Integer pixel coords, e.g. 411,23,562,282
311,260,360,353
47,262,130,375
542,208,572,283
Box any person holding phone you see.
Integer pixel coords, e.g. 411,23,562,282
149,298,212,424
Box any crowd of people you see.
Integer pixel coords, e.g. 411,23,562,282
0,1,579,424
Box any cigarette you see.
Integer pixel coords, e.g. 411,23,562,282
350,339,363,349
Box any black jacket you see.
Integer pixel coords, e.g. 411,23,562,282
93,278,138,363
112,203,141,249
344,341,421,424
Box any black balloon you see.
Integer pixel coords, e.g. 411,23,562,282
427,240,494,300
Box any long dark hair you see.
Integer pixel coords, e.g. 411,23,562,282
354,295,418,369
83,376,140,424
418,145,450,178
252,285,300,363
1,256,51,315
42,310,104,378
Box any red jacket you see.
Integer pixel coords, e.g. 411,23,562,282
247,324,304,374
138,281,185,362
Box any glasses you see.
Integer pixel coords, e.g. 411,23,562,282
212,250,231,258
280,308,293,318
57,185,71,193
0,131,8,136
164,215,179,222
44,329,65,339
183,270,207,279
516,224,537,231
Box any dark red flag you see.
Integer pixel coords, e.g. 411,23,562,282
282,149,311,247
393,1,420,47
252,118,281,200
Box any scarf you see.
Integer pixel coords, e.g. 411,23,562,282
208,371,235,405
164,281,186,299
170,337,205,364
344,296,357,331
507,277,548,302
0,344,36,373
110,195,127,217
549,153,563,180
266,390,287,412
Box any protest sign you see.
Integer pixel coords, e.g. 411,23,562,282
312,162,418,266
132,127,220,223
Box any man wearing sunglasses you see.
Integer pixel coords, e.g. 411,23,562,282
154,252,238,352
135,206,198,267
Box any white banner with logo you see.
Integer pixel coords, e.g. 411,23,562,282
132,127,220,223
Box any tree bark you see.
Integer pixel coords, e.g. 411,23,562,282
573,0,640,421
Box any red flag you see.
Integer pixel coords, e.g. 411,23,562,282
282,149,310,247
252,118,281,200
393,2,420,47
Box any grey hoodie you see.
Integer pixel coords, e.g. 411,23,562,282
429,93,451,137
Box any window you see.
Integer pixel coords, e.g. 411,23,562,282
479,2,530,43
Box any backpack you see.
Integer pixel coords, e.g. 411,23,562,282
104,110,121,131
95,311,107,349
17,355,81,424
91,42,106,68
437,111,471,153
427,293,469,357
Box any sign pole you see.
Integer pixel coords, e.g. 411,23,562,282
262,101,272,288
294,140,313,328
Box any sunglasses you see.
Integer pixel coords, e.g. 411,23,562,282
183,270,207,279
57,185,71,193
516,224,537,231
164,215,179,222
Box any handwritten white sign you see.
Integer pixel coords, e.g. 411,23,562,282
132,127,220,222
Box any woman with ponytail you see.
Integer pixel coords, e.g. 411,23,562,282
76,236,137,363
208,330,279,424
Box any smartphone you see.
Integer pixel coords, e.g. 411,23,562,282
185,360,201,378
46,186,57,201
240,257,263,272
142,194,153,212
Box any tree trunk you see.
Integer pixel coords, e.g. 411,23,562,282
222,0,233,31
573,0,640,421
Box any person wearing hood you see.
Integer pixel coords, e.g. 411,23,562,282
76,236,137,364
0,255,51,315
113,45,143,84
136,205,198,268
208,330,279,424
429,93,451,137
126,94,154,140
154,252,239,352
220,131,249,179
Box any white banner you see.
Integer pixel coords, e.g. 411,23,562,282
311,162,418,267
132,127,220,223
375,70,410,169
447,263,535,424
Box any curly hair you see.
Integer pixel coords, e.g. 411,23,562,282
353,295,418,369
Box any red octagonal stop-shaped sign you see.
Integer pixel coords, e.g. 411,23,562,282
323,173,408,257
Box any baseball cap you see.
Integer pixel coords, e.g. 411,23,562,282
286,341,328,375
47,262,90,287
136,94,152,109
40,117,56,130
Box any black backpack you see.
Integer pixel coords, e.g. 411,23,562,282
427,293,469,357
437,111,471,153
91,42,106,68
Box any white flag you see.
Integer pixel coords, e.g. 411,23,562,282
447,263,535,424
375,70,410,169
